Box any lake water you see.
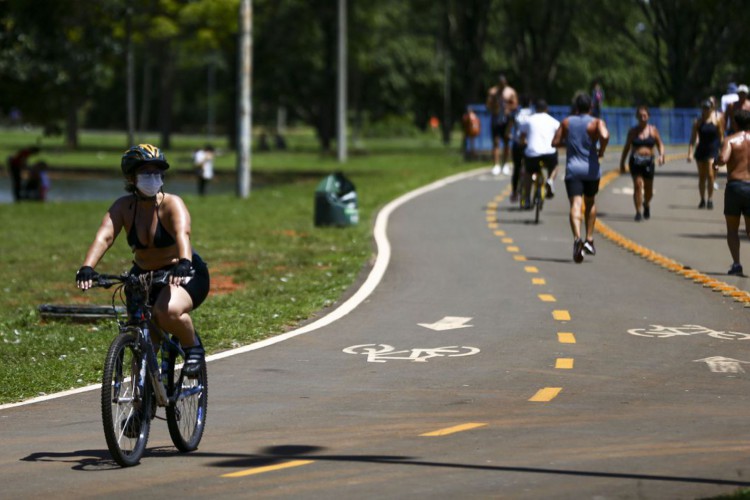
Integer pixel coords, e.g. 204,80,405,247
0,174,237,203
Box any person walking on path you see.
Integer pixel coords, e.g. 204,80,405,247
728,85,750,134
716,109,750,276
619,106,666,221
552,92,609,263
688,99,724,209
193,144,215,196
486,74,518,175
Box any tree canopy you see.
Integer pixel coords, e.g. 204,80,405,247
0,0,748,149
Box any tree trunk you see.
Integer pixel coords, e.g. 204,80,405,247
65,101,79,149
158,43,175,149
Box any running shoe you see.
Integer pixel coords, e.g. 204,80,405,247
573,238,584,263
643,205,650,219
698,199,706,209
634,212,642,222
583,240,596,256
707,200,714,210
492,165,501,176
728,263,744,276
502,163,512,175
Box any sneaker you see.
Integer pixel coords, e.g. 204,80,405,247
707,200,714,210
714,181,720,190
643,205,650,220
728,263,744,276
634,212,642,222
502,163,512,175
492,165,501,176
573,238,584,263
698,199,706,209
583,240,596,255
182,344,205,378
545,179,555,199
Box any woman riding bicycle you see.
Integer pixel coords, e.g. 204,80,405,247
75,144,209,377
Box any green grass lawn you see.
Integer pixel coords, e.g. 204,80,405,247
0,127,477,404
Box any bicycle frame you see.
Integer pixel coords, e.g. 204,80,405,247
101,272,193,407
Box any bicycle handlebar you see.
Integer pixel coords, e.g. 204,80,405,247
93,269,192,289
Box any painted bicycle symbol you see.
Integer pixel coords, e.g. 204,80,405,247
343,344,480,363
628,324,750,340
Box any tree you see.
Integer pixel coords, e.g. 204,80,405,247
0,0,119,148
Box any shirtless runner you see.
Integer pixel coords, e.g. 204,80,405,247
486,74,518,175
716,109,750,275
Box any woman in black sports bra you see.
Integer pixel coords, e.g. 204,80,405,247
75,144,209,376
620,106,666,221
688,99,724,209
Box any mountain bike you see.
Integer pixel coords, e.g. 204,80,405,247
93,270,207,467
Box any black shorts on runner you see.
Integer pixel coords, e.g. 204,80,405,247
524,153,558,176
629,154,655,180
565,178,600,198
724,180,750,217
491,121,509,142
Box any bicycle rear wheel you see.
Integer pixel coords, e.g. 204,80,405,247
166,347,207,452
101,332,152,467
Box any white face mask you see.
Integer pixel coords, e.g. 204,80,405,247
136,173,163,197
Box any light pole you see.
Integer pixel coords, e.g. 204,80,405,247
237,0,252,198
337,0,347,163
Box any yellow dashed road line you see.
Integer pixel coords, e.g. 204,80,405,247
538,294,556,302
557,332,577,343
552,310,571,321
555,358,574,369
420,422,488,437
596,168,750,307
529,387,562,402
221,460,315,478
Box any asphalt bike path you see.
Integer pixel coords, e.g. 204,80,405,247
3,149,750,498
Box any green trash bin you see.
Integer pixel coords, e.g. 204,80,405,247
314,171,359,227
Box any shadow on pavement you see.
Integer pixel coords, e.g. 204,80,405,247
21,446,180,471
198,444,750,487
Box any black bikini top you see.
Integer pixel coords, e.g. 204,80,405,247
127,197,176,251
631,125,656,148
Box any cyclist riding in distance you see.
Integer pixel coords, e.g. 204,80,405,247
519,99,561,206
75,144,210,376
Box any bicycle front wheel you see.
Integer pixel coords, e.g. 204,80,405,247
166,347,208,452
101,332,152,467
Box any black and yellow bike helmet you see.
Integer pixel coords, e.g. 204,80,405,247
120,144,170,176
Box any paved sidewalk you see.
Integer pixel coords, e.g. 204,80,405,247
594,146,750,297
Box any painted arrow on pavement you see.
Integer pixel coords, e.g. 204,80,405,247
418,316,474,331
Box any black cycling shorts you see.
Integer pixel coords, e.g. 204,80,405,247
724,180,750,217
524,153,558,176
629,154,655,180
565,178,600,198
129,252,210,310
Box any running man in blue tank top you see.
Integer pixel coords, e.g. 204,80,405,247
552,93,610,263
